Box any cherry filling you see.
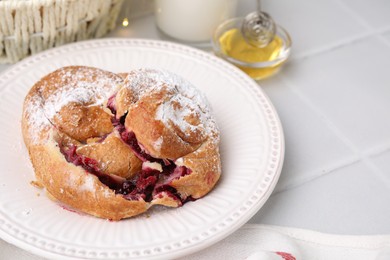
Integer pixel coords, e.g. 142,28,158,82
118,169,160,201
119,130,156,162
60,145,124,191
60,144,191,203
58,95,194,205
108,95,127,127
107,94,117,115
117,129,192,203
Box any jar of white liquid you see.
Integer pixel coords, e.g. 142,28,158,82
155,0,239,42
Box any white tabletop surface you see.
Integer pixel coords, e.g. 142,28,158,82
1,0,390,258
110,0,390,235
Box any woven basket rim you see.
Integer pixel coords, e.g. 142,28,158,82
0,0,69,7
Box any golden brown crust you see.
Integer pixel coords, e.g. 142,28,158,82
22,66,123,146
53,104,113,142
77,133,142,179
172,140,221,198
124,88,204,160
22,66,221,220
29,144,148,220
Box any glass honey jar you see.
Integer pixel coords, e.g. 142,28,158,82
212,17,291,80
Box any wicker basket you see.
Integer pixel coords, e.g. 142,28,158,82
0,0,124,63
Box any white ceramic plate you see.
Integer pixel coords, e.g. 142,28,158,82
0,39,284,259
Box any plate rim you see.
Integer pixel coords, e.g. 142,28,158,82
0,38,284,259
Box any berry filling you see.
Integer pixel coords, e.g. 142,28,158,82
117,124,172,166
107,94,117,115
58,94,194,205
60,145,124,191
119,130,156,162
60,144,190,203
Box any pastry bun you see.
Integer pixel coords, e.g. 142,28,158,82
22,66,221,220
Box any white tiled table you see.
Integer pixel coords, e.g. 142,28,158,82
1,0,390,258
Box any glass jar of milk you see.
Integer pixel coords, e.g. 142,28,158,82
155,0,239,43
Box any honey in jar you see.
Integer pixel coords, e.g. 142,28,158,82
213,18,291,80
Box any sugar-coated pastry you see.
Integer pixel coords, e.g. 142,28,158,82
22,66,221,220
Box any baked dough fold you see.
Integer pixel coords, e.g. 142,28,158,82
22,66,221,220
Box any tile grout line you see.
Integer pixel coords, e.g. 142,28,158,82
278,75,360,155
271,156,360,197
266,0,390,195
291,0,390,62
290,32,372,61
286,0,390,184
375,25,390,34
291,25,390,62
333,0,372,31
273,75,390,192
376,33,390,49
272,140,390,195
335,0,390,42
271,0,390,187
364,141,390,159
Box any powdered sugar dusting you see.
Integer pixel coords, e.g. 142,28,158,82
24,97,50,142
80,174,96,192
153,136,164,152
25,67,219,145
125,69,207,106
125,69,220,144
25,67,122,144
155,94,202,135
